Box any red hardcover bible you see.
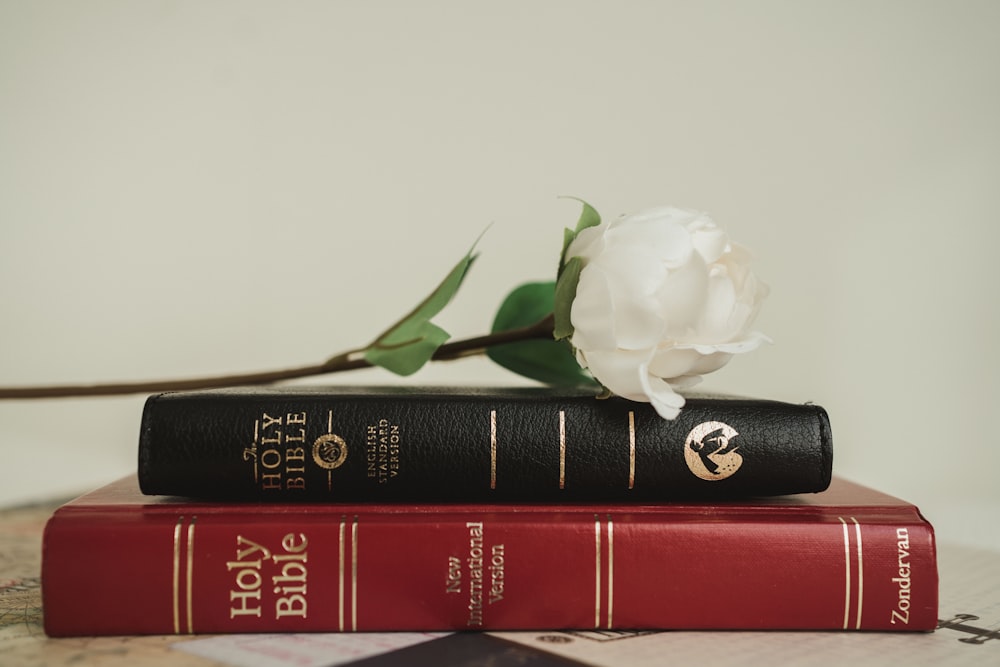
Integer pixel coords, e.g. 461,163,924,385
42,475,936,636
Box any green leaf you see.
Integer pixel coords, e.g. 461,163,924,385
553,256,583,341
364,321,451,376
559,198,601,272
487,282,595,386
491,282,555,334
363,243,478,375
573,199,602,234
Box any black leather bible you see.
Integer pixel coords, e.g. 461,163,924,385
137,385,833,501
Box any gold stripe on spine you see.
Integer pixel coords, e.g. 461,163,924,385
627,411,636,489
594,514,601,628
838,517,852,630
328,411,335,491
172,517,183,634
559,411,567,490
606,514,615,629
186,517,197,633
252,421,260,483
490,410,497,490
852,518,864,629
351,516,359,632
338,516,346,632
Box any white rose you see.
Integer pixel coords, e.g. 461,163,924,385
563,206,769,419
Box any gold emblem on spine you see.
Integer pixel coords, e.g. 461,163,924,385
312,433,348,470
683,421,742,481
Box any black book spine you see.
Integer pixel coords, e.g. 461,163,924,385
137,386,832,501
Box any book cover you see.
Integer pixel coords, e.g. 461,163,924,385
137,385,833,501
42,475,936,636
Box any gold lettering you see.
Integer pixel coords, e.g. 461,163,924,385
230,589,262,618
891,527,913,625
366,426,378,479
261,449,282,469
233,568,261,591
272,561,307,583
228,535,270,619
275,594,307,619
261,413,283,430
389,424,401,478
365,420,402,484
282,533,308,553
446,556,462,594
285,447,306,474
489,544,505,604
235,535,272,562
466,522,486,627
273,533,309,619
256,444,311,492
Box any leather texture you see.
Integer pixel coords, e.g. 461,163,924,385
138,385,833,501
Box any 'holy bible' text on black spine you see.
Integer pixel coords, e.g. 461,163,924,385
137,385,833,501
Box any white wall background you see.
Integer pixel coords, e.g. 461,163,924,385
2,1,998,549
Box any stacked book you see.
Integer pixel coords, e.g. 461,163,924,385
41,386,938,636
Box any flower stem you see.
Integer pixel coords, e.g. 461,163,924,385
0,315,556,399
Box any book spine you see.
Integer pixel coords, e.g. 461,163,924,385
137,391,832,500
41,505,937,635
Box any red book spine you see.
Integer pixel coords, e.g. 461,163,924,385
41,482,938,636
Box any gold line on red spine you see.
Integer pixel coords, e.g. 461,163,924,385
559,411,567,490
351,515,359,632
852,518,864,629
594,514,601,628
606,514,615,629
186,517,197,633
838,517,852,630
172,517,183,634
338,515,346,632
490,410,497,490
627,411,636,489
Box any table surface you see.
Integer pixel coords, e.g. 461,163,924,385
3,499,999,667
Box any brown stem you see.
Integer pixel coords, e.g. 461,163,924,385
0,315,556,399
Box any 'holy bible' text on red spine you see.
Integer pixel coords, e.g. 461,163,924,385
42,475,936,636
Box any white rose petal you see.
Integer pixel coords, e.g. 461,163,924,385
569,266,618,351
638,367,688,420
567,206,769,419
578,348,654,404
